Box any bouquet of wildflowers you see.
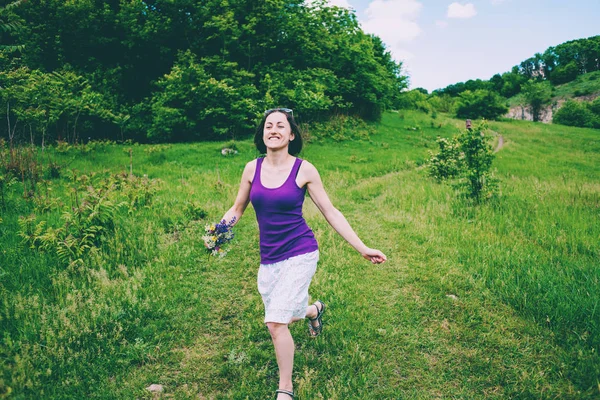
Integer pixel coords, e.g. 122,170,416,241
203,217,236,258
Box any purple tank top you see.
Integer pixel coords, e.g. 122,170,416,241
250,157,319,264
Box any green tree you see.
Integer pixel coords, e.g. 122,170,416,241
395,89,431,113
549,61,579,84
4,0,407,141
455,90,508,120
0,0,24,53
521,80,552,122
148,51,258,141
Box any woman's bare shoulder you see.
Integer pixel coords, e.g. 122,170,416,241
243,159,258,182
298,159,321,185
300,159,319,174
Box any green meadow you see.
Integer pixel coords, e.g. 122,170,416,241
1,111,599,399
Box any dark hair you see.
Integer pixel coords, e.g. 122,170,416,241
254,110,303,155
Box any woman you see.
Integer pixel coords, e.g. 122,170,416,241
222,108,387,399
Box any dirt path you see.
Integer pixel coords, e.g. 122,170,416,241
495,135,504,153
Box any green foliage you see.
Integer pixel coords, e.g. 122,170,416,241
521,80,552,122
17,170,160,266
426,93,456,113
0,171,18,210
551,70,600,100
307,115,375,142
553,99,600,128
427,136,462,181
19,186,121,265
148,51,258,141
184,201,208,221
1,0,406,143
1,112,600,397
550,61,580,84
395,89,433,113
0,67,115,144
0,0,25,53
428,121,499,201
455,90,509,120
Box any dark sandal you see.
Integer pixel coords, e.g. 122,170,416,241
275,389,295,398
308,300,326,337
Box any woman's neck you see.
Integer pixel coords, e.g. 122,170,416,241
265,149,294,167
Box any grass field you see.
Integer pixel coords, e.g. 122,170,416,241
1,111,599,399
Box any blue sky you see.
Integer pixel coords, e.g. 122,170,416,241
316,0,600,91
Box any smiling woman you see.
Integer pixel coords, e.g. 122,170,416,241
221,108,387,399
254,109,303,156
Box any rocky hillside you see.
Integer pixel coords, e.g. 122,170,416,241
506,71,600,123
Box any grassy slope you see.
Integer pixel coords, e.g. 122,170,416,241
508,70,600,107
1,111,599,399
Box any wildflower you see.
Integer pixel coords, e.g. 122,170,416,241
203,217,236,258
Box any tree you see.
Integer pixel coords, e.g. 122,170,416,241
455,90,508,120
549,61,579,84
0,0,25,53
521,80,552,122
3,0,408,142
147,51,258,141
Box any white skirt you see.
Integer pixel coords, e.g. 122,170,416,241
257,250,319,324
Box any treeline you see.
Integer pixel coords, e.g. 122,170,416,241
0,0,406,144
398,35,600,125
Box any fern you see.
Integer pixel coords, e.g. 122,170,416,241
17,215,46,248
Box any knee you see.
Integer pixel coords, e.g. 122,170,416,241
266,322,288,339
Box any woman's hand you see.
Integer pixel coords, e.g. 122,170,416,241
361,248,387,264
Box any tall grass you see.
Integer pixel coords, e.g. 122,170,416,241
0,111,598,398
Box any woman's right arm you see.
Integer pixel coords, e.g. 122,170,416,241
221,160,256,225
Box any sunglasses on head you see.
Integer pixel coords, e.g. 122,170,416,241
264,108,293,117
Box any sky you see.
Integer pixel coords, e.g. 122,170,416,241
312,0,600,92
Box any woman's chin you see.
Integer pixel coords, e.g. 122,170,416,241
265,143,288,151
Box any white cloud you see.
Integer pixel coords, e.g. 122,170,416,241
305,0,353,9
360,0,423,64
329,0,353,7
447,2,477,18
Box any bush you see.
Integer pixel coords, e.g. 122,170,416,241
553,100,597,128
308,115,374,142
573,88,592,97
428,121,499,202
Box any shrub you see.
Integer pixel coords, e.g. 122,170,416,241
573,88,592,97
428,121,499,202
553,100,597,128
308,115,374,142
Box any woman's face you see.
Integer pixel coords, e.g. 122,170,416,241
263,112,295,151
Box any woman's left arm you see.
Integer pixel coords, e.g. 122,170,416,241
303,162,387,264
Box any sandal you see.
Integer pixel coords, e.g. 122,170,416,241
275,389,295,398
308,300,326,337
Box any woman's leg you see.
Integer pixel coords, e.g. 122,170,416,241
266,322,295,396
290,303,319,324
